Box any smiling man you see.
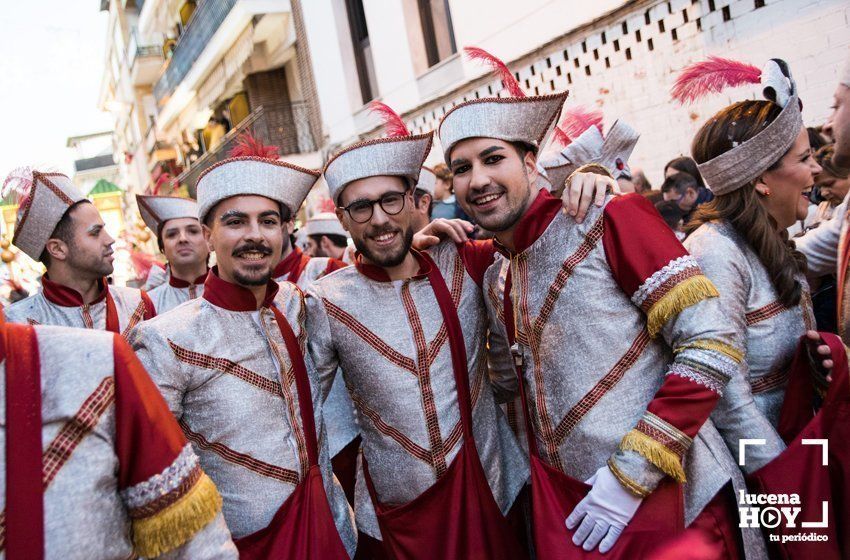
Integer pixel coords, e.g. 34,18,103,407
128,156,356,559
4,170,155,333
137,194,209,313
439,93,745,557
306,128,531,560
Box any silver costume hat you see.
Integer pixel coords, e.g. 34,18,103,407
136,194,200,236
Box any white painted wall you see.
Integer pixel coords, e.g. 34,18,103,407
301,0,849,185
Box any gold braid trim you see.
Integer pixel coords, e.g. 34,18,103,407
607,458,651,498
646,275,719,338
620,429,687,483
567,163,614,182
675,339,744,363
132,473,222,558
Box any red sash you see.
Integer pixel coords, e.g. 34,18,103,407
105,291,120,334
4,322,45,559
361,252,528,560
746,332,850,559
503,272,683,559
234,306,349,560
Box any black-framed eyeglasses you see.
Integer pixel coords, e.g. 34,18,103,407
339,191,408,223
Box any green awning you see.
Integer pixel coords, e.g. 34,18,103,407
88,179,122,197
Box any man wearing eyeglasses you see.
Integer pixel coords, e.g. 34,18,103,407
304,129,532,559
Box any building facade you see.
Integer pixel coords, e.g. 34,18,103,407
101,0,850,207
302,0,850,186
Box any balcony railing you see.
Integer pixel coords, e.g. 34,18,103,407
178,101,316,197
153,0,237,104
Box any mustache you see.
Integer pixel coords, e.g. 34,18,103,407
232,242,272,257
466,184,506,204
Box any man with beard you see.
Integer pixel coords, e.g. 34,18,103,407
303,212,350,261
0,311,237,558
305,118,535,559
440,92,745,557
128,155,356,559
3,169,155,333
137,194,209,313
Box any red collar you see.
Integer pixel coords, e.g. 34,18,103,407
202,267,279,311
169,270,209,288
494,189,563,256
354,250,431,282
273,247,310,280
41,276,109,307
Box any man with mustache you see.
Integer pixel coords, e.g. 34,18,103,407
440,92,745,557
137,194,209,314
3,169,155,333
128,155,356,559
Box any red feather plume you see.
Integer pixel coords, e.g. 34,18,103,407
318,197,337,213
2,166,36,207
367,101,410,137
558,107,604,142
464,46,525,98
129,250,158,280
551,126,572,148
671,56,762,104
228,133,280,159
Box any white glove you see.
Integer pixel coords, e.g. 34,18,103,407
565,465,643,553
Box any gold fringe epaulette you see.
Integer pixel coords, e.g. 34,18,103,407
646,275,719,338
619,429,687,484
132,473,222,557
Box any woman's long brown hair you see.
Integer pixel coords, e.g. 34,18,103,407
686,100,807,307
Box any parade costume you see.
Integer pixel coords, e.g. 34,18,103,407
672,57,849,558
137,195,208,314
307,111,528,559
130,156,356,558
273,224,359,504
439,80,752,557
4,171,154,333
0,313,235,559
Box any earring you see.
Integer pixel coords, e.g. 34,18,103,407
763,189,771,197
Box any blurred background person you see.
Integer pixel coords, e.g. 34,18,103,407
430,163,461,220
655,199,686,240
661,171,705,224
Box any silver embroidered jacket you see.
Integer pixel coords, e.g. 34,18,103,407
6,278,153,336
148,273,208,315
0,326,236,559
128,275,357,555
306,241,527,539
685,222,815,471
483,191,745,527
275,249,360,459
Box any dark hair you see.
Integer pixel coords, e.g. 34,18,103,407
632,169,652,193
509,140,538,159
687,99,807,307
655,200,685,230
807,127,829,151
309,233,348,249
413,188,434,219
664,156,705,188
39,200,89,266
815,144,850,179
661,172,698,196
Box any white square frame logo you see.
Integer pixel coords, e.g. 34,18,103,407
739,438,829,528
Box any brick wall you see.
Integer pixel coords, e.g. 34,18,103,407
404,0,850,185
